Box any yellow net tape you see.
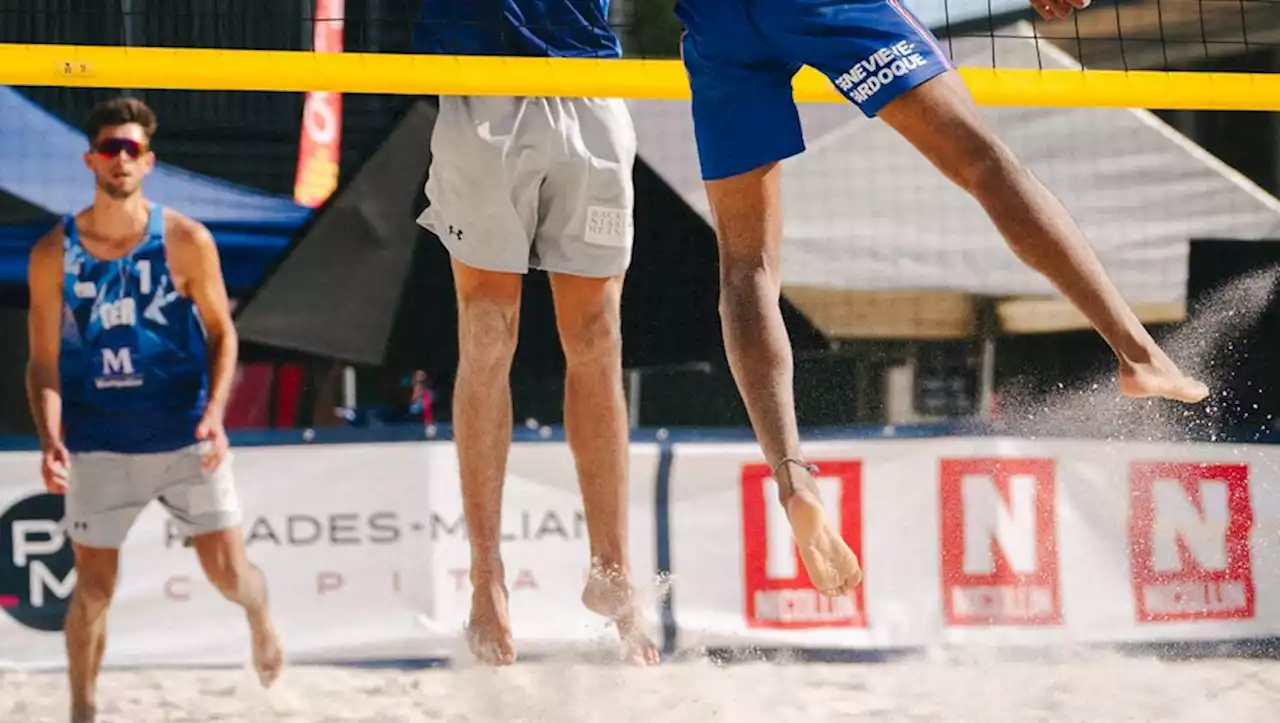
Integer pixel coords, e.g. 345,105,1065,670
2,43,1278,111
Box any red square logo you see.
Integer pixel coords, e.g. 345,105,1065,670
940,458,1061,626
1129,462,1254,622
741,460,865,629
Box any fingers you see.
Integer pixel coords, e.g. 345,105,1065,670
200,435,227,472
43,460,69,494
1031,0,1075,20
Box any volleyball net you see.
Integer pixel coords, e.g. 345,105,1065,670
0,1,1278,106
0,1,1278,428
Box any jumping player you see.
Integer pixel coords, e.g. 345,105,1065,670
675,0,1209,597
413,2,660,666
25,97,284,722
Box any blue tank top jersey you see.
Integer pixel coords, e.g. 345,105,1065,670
413,0,620,58
58,204,210,454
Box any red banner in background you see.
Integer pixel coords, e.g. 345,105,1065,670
293,0,345,208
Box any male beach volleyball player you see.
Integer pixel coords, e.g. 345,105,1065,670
25,97,283,722
676,0,1209,596
413,2,660,666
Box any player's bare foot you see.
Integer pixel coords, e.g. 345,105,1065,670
582,566,661,666
249,613,284,688
70,702,96,723
468,573,516,666
1118,350,1208,404
778,462,863,597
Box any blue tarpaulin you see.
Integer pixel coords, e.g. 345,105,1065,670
0,87,312,293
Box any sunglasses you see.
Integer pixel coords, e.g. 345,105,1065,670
91,137,147,159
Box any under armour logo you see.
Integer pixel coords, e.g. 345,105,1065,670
72,521,88,531
447,225,463,241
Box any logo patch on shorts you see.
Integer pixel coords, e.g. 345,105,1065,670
584,206,631,248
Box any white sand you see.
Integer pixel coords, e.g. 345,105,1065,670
4,649,1280,722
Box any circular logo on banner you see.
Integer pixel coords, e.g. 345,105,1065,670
0,494,75,632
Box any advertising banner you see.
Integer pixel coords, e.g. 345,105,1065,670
666,437,1280,651
0,441,661,669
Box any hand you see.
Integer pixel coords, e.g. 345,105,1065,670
1031,0,1089,21
195,413,229,472
41,442,71,494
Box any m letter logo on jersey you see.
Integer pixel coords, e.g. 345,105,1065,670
0,493,76,632
96,347,143,389
940,458,1061,626
1129,462,1254,622
741,460,865,629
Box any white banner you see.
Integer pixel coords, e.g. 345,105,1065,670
666,437,1280,651
0,441,660,670
5,434,1278,668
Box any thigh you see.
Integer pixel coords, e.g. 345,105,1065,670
534,97,637,279
704,162,787,271
64,452,151,550
874,69,1004,188
681,28,806,182
764,0,952,118
418,95,544,275
71,543,119,592
145,444,242,539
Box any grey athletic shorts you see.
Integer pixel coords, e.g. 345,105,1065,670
418,95,637,278
64,443,242,549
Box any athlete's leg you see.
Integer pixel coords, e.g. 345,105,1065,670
705,165,862,596
535,96,658,663
151,445,282,685
875,73,1206,402
419,95,546,666
191,529,282,686
62,453,149,723
779,0,1206,403
680,27,862,596
451,260,522,666
64,544,117,723
546,270,659,665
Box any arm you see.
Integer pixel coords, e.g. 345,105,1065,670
26,226,65,449
169,216,238,423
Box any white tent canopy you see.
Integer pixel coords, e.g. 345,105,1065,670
627,24,1280,338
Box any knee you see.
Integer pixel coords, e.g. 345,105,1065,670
457,295,519,372
947,132,1022,196
561,303,621,370
70,547,117,611
72,569,116,611
717,257,772,317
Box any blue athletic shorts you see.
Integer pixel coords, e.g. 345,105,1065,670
677,0,952,181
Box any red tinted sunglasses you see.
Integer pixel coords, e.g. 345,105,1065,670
92,138,147,159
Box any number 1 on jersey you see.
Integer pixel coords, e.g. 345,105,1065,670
137,259,152,295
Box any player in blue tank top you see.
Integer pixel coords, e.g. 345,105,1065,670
25,97,282,722
675,0,1211,601
413,0,660,668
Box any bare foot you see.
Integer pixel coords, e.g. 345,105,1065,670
249,614,284,688
70,702,96,723
468,573,516,666
582,567,661,666
1118,352,1208,404
779,465,862,597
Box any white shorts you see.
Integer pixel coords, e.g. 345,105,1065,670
64,443,242,549
418,95,637,278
